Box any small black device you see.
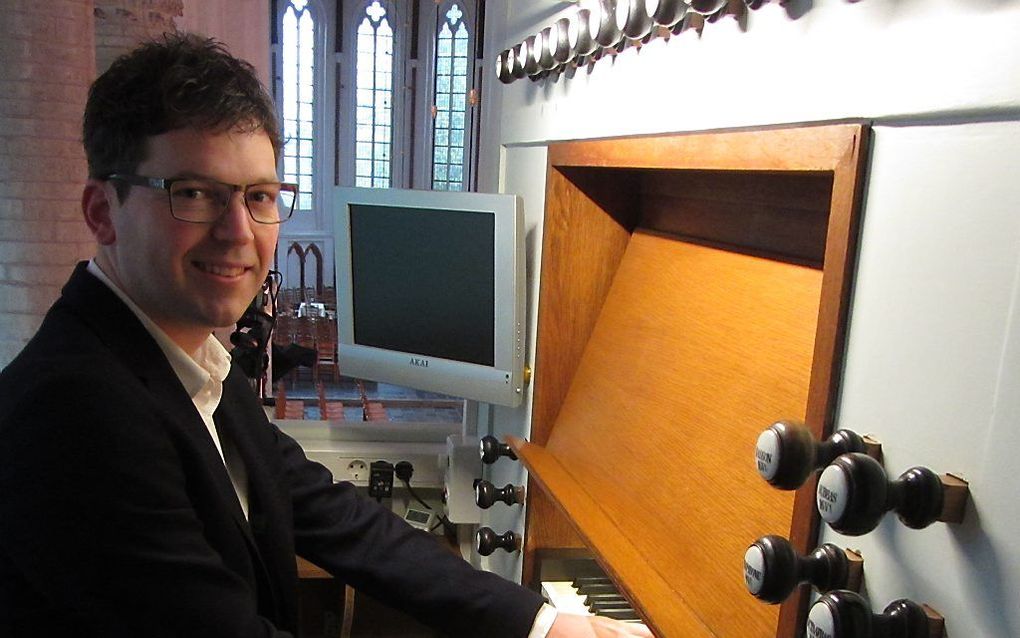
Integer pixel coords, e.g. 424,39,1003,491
368,461,394,500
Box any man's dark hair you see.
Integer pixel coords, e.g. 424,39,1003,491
83,32,282,187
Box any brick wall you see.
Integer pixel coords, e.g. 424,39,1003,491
0,0,96,368
95,1,184,73
0,1,189,369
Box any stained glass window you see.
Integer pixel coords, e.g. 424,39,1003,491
281,0,315,211
431,3,470,191
355,1,394,188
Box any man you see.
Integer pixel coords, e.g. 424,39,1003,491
0,34,652,638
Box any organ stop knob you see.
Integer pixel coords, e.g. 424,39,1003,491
743,535,861,604
475,480,526,509
807,590,942,638
475,527,521,556
816,453,969,536
755,420,867,490
480,435,518,464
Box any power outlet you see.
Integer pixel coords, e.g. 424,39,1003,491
347,459,368,482
301,451,444,488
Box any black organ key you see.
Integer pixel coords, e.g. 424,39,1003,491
576,583,618,595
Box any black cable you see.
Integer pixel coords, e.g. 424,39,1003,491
264,269,282,343
402,478,433,512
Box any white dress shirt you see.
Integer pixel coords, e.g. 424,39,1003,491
86,260,249,519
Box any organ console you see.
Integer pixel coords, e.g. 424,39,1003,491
511,125,870,637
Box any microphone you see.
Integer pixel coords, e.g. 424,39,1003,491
230,329,259,349
230,271,279,379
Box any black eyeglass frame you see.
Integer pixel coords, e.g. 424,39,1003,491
104,173,299,225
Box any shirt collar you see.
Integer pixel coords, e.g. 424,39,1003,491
86,259,232,398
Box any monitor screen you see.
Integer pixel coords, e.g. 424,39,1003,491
334,187,525,407
349,203,495,367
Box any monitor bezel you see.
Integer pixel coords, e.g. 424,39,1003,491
333,186,525,407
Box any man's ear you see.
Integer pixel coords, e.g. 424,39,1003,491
82,180,117,245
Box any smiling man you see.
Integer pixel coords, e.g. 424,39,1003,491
88,128,282,353
0,34,652,638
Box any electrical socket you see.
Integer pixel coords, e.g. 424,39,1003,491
347,459,368,482
301,451,444,488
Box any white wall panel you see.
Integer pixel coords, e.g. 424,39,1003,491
482,2,1020,633
832,121,1020,637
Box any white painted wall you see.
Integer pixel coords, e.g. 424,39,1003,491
478,1,1020,635
834,121,1020,637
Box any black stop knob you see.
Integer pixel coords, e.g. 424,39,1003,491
479,435,518,464
807,590,931,638
475,527,520,556
816,453,944,536
755,420,866,490
743,535,851,604
475,480,526,509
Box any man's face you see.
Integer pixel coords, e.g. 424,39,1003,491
100,128,280,349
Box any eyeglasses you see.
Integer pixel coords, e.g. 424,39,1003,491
105,173,298,224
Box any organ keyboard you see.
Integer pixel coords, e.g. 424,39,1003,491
541,566,648,628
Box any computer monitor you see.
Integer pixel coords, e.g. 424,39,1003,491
333,187,526,407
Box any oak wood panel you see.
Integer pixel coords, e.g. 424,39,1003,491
521,483,585,589
522,165,641,584
547,233,820,637
639,170,833,266
510,436,715,638
547,124,863,173
298,556,332,579
530,167,641,447
778,123,870,636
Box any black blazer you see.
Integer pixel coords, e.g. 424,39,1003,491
0,263,543,638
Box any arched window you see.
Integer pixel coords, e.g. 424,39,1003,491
354,1,395,188
272,0,482,285
280,0,316,210
431,2,472,191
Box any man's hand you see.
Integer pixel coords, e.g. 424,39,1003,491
547,613,654,637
